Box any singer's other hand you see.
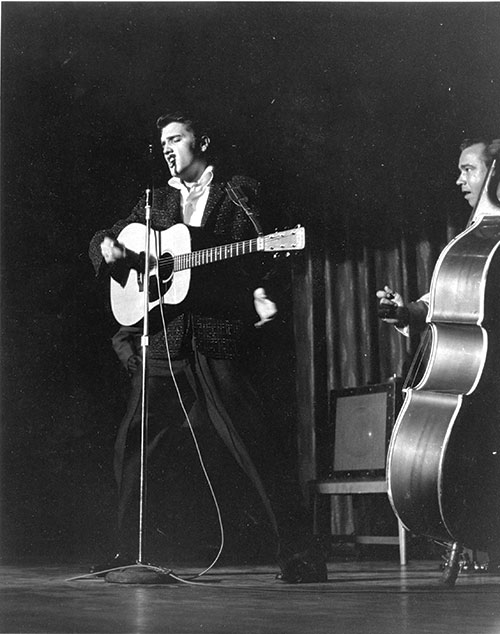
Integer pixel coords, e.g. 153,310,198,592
126,354,141,376
253,287,277,328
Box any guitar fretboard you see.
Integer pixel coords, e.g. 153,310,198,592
159,237,262,273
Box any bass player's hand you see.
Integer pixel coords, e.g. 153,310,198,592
376,285,405,324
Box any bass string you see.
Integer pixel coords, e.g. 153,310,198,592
403,328,432,390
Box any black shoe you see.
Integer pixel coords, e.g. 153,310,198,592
276,548,328,584
89,552,137,576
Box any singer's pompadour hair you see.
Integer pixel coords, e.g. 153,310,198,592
156,112,211,139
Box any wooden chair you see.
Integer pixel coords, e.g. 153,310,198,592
313,381,407,566
312,478,407,565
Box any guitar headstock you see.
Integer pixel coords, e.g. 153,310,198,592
262,226,305,252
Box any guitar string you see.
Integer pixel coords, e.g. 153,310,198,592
156,237,260,274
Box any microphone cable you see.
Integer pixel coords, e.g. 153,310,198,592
152,230,226,582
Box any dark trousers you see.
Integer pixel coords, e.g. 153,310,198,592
113,350,307,562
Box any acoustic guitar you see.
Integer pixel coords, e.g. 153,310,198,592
110,222,305,326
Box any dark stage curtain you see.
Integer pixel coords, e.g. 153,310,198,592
290,207,464,545
292,211,462,488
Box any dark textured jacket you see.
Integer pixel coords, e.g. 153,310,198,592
89,173,273,361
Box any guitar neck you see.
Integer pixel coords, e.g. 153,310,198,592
173,237,262,271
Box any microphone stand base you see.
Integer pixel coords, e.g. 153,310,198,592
105,565,178,585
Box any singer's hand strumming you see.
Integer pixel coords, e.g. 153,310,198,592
101,237,126,264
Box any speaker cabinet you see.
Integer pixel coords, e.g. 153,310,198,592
322,381,401,479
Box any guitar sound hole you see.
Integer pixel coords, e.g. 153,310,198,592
158,253,174,283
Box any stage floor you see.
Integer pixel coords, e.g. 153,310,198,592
1,560,499,633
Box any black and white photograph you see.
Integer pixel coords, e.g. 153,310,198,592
1,2,500,632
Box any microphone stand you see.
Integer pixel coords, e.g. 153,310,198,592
106,187,176,584
138,145,156,558
136,188,177,582
138,187,152,565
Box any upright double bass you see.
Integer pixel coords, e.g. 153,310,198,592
387,161,500,566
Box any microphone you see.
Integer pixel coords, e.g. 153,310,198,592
144,141,155,190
